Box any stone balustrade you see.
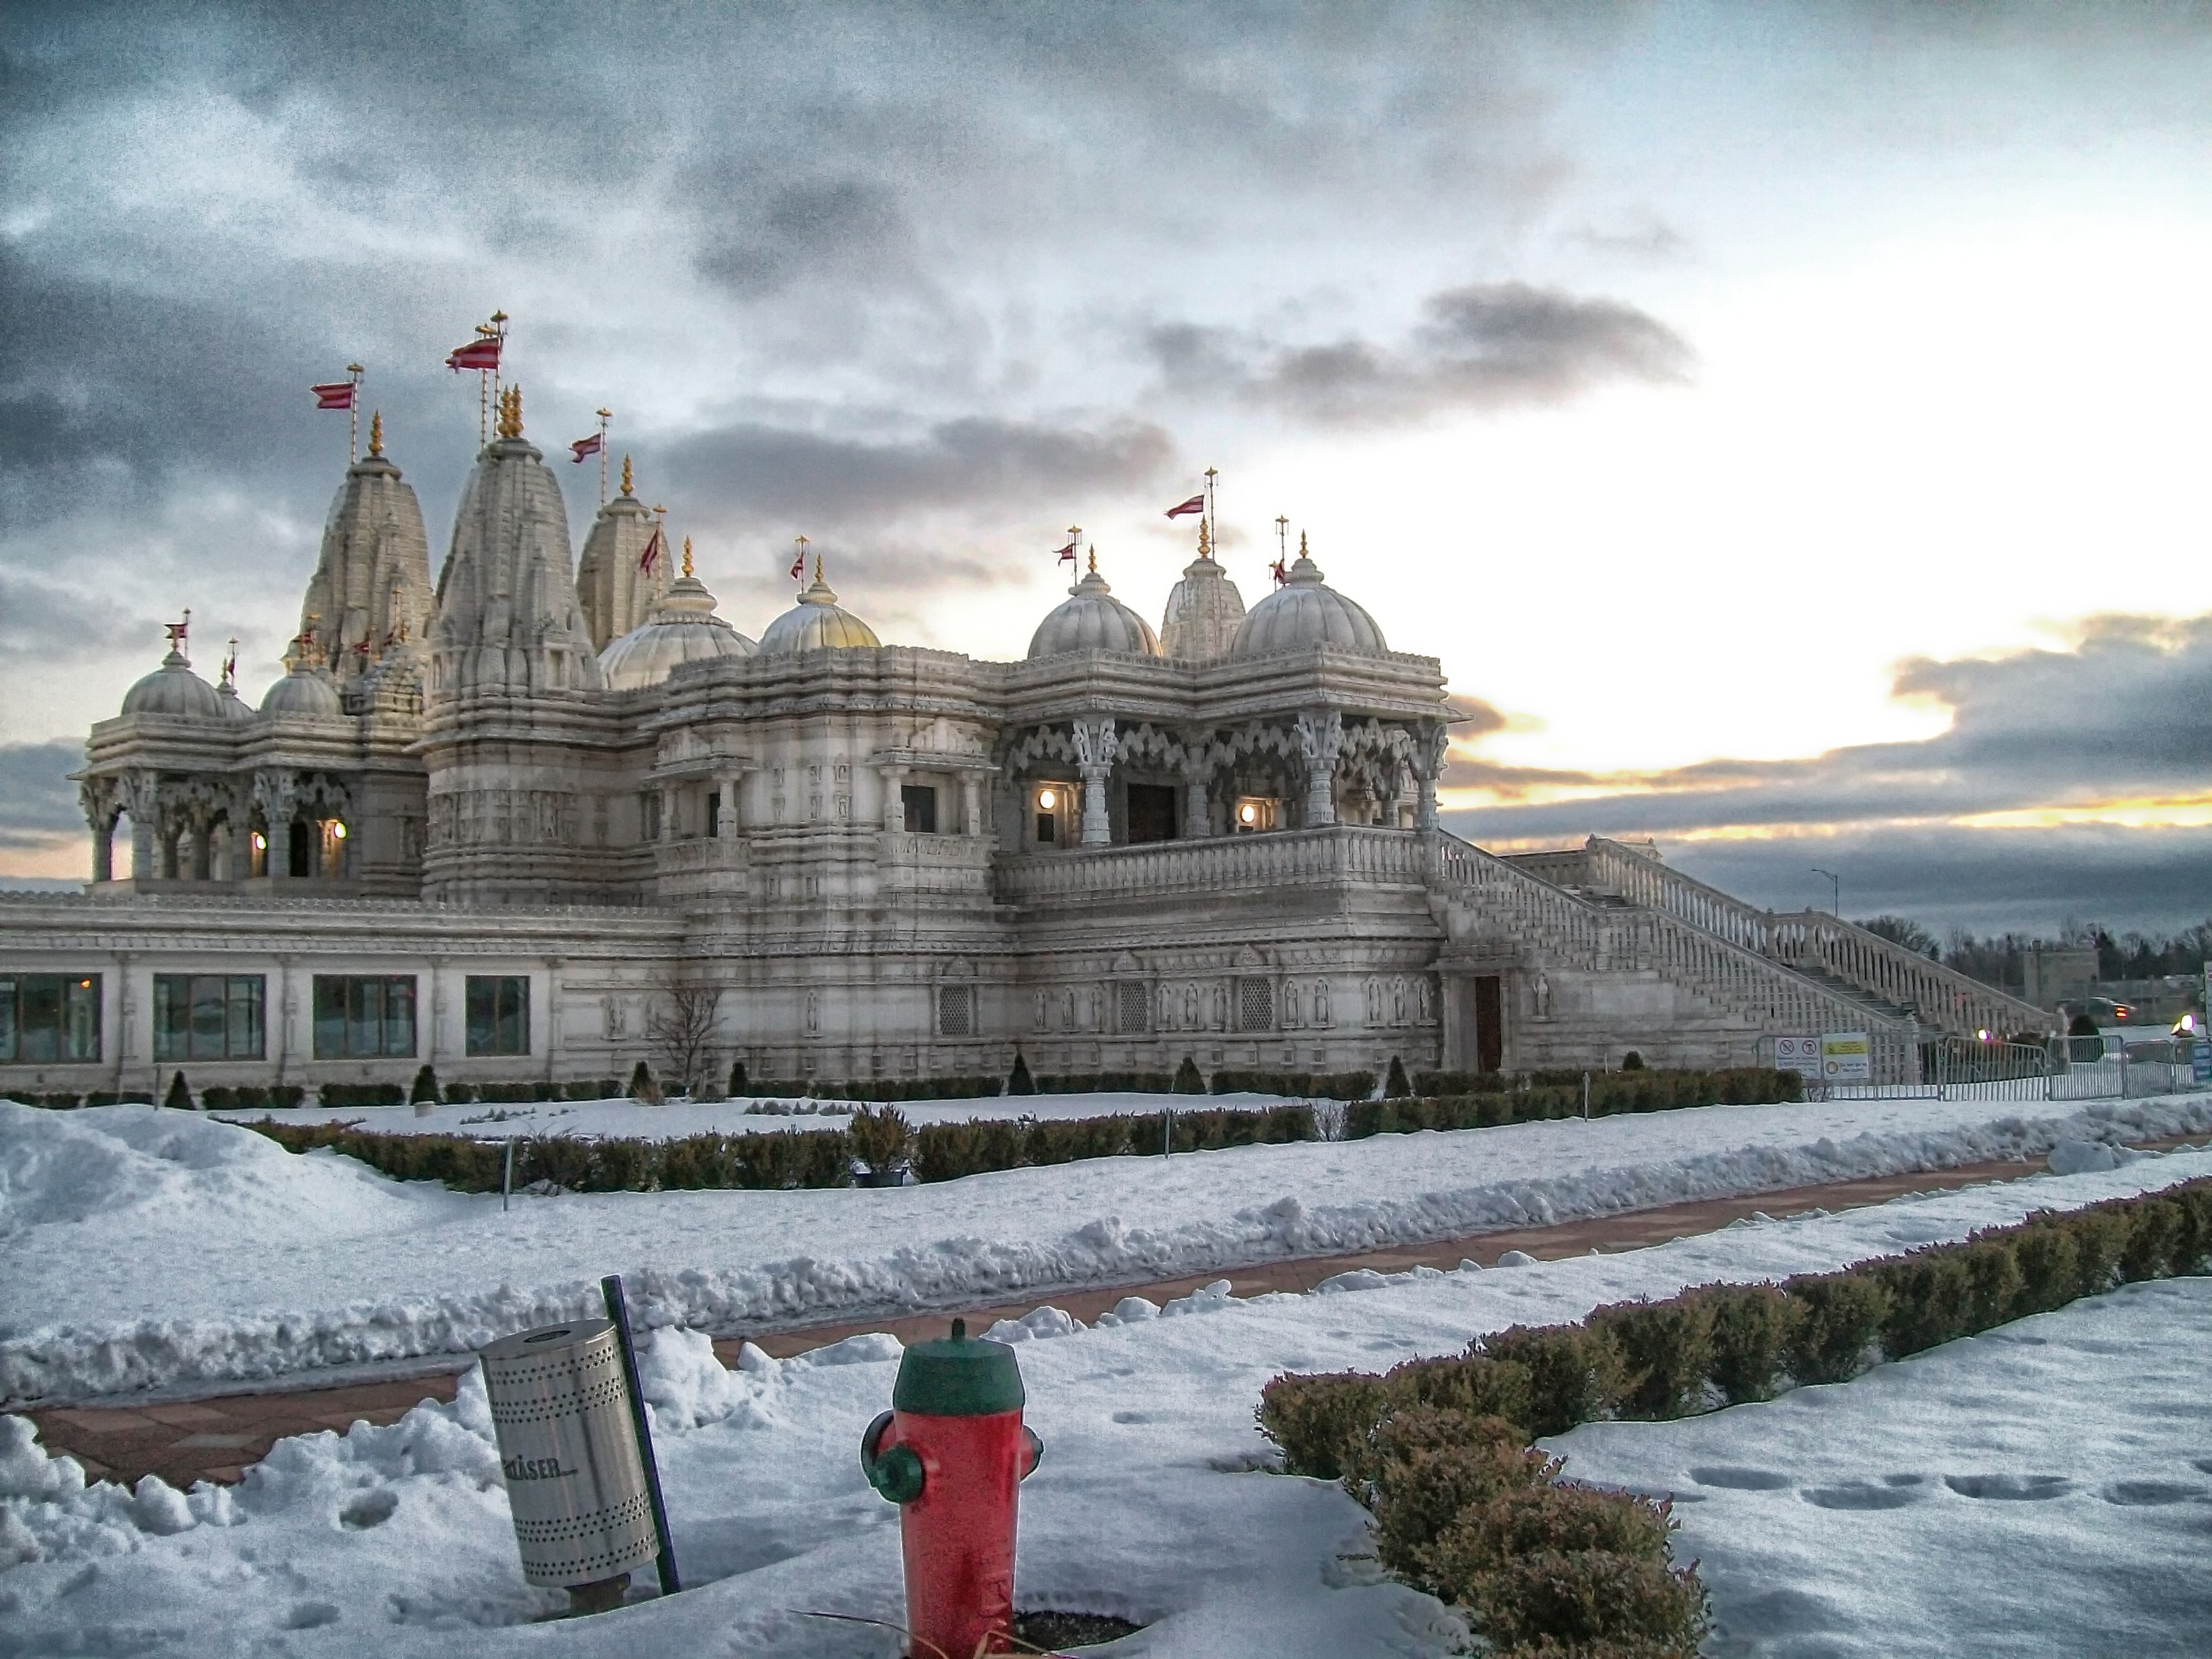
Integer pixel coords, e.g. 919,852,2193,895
994,823,1426,906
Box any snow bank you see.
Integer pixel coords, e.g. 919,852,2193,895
6,1094,2209,1404
2,1151,2206,1657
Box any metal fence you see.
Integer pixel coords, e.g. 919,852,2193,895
1818,1054,2202,1104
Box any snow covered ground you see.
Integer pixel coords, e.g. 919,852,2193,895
6,1092,2211,1404
1552,1277,2212,1657
205,1090,1296,1141
1,1153,2206,1658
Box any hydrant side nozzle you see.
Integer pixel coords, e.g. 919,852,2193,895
861,1410,925,1504
1021,1425,1044,1481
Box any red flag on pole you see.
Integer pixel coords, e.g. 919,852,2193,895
569,432,603,464
789,550,806,580
1164,493,1205,518
310,382,356,410
1270,556,1289,587
446,338,501,373
638,526,663,573
1054,539,1078,567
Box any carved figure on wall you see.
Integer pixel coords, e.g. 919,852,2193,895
1533,970,1552,1020
1282,981,1303,1027
1313,979,1331,1026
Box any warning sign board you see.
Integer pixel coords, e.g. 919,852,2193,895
1774,1036,1822,1076
1820,1031,1872,1082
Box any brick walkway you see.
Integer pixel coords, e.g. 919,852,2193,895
29,1132,2206,1490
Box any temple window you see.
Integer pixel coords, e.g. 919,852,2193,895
901,783,939,834
312,975,417,1059
0,974,102,1064
154,975,264,1061
466,975,530,1057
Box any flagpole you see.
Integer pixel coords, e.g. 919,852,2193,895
596,408,612,506
347,363,365,464
475,324,495,447
1204,466,1218,552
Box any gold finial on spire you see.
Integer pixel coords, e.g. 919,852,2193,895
1197,516,1212,560
1298,529,1309,558
682,536,694,578
1087,547,1097,575
815,550,824,581
367,411,384,457
620,454,634,497
497,385,523,439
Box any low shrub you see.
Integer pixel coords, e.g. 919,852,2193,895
1172,1054,1205,1094
1007,1051,1035,1095
1209,1069,1375,1101
1257,1179,2211,1656
848,1105,913,1179
1385,1056,1412,1099
1036,1071,1179,1094
163,1071,194,1111
409,1065,440,1105
200,1084,303,1111
628,1060,659,1103
317,1082,405,1108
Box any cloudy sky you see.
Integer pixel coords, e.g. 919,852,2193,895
6,2,2212,933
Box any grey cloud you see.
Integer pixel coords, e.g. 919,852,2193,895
0,741,84,849
1450,613,2212,844
660,415,1177,528
1148,282,1692,427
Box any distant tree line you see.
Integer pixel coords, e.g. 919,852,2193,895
1853,914,2212,994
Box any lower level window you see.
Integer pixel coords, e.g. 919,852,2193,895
155,975,264,1061
313,975,416,1059
902,783,939,834
466,975,531,1057
0,973,102,1063
936,983,975,1038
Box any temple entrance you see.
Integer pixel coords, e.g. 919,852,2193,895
1474,975,1503,1073
1126,783,1178,844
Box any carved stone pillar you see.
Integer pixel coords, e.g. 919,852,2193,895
659,786,676,842
961,775,983,837
126,772,158,882
718,775,741,838
1296,710,1343,828
1415,724,1446,831
1072,718,1118,847
880,764,906,832
1181,741,1214,840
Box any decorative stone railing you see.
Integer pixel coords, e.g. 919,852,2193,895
1583,837,2046,1038
994,825,1425,907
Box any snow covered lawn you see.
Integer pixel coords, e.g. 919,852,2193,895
206,1090,1296,1141
6,1094,2211,1404
2,1153,2206,1657
1551,1276,2212,1657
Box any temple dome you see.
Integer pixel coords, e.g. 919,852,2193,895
260,663,344,718
121,647,224,721
1028,558,1162,659
598,571,757,689
216,678,256,722
1229,537,1388,658
759,567,880,655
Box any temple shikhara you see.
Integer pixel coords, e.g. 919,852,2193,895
1,388,2041,1096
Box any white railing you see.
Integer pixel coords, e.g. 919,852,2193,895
1822,1058,2201,1103
994,825,1426,905
1585,837,2047,1040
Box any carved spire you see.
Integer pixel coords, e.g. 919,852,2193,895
497,385,523,439
367,410,384,457
620,453,634,497
1197,516,1212,560
682,535,694,579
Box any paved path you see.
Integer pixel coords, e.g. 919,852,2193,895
30,1135,2204,1490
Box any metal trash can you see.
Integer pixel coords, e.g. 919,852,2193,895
478,1319,659,1591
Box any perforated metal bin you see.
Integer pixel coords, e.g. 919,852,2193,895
478,1319,659,1589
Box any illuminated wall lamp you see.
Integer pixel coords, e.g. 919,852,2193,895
1036,788,1057,811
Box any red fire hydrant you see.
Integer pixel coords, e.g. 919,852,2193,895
861,1318,1044,1658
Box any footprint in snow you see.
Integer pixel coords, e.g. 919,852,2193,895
1942,1473,2074,1501
2102,1480,2209,1507
282,1602,341,1630
1687,1466,1795,1491
340,1490,398,1529
1799,1481,1925,1511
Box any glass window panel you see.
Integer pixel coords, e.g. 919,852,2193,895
0,978,15,1061
348,977,380,1057
313,977,346,1059
154,976,186,1062
466,977,493,1056
385,979,415,1057
228,978,264,1059
498,979,526,1055
20,977,61,1063
64,977,101,1062
189,975,227,1061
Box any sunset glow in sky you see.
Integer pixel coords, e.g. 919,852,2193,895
6,3,2211,930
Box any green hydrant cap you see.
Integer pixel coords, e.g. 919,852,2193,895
892,1317,1026,1416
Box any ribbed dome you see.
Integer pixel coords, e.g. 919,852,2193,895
1229,539,1388,658
598,573,758,690
121,649,225,721
1028,560,1162,659
216,678,257,722
759,570,880,655
260,663,345,718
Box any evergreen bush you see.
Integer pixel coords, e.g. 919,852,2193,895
848,1105,914,1182
1621,1050,1646,1070
1698,1283,1793,1404
1172,1054,1205,1094
163,1071,194,1111
1385,1056,1412,1099
409,1065,440,1105
628,1060,660,1103
1007,1050,1035,1095
728,1059,748,1096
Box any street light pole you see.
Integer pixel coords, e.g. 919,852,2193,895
1811,867,1840,916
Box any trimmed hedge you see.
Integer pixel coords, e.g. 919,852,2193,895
1350,1069,1801,1138
1258,1178,2212,1655
10,1090,158,1110
200,1084,306,1111
739,1076,1006,1103
319,1082,405,1108
1210,1069,1376,1101
239,1100,1321,1192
